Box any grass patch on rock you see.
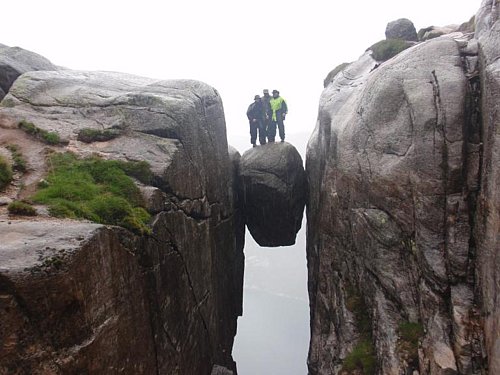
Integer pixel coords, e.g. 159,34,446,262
6,144,27,172
33,152,152,234
342,284,376,374
0,155,13,190
77,128,121,143
341,339,376,374
18,120,61,145
397,321,424,366
8,201,37,216
368,39,412,62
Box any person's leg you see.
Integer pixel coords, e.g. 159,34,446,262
250,122,257,146
267,120,277,142
258,120,267,145
278,117,285,142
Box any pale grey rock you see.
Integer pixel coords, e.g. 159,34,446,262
239,142,306,247
0,45,58,100
139,185,166,214
385,18,418,41
0,196,12,206
418,25,460,41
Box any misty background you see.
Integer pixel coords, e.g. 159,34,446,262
0,1,481,373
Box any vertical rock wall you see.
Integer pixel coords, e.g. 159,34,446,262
475,0,500,372
0,72,244,374
306,5,498,372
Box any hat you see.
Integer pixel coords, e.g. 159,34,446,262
254,95,260,100
263,89,269,94
272,89,279,94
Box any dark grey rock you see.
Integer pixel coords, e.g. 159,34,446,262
385,18,418,41
475,1,500,373
239,142,306,247
0,71,243,374
307,30,487,374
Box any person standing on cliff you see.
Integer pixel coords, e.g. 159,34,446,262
262,89,272,137
246,95,266,147
268,89,288,143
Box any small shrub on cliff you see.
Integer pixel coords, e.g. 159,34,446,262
18,120,61,145
33,152,152,234
397,321,424,365
341,339,376,374
0,155,13,190
8,201,37,216
368,39,412,62
77,128,120,143
6,144,27,172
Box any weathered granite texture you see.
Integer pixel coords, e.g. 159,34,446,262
306,16,494,374
239,142,307,247
0,69,244,374
0,45,59,101
475,0,500,373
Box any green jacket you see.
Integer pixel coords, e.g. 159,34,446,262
269,96,288,121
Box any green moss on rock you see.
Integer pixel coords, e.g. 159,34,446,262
33,152,152,235
18,120,61,145
368,39,412,62
0,155,13,190
77,128,120,143
8,201,37,216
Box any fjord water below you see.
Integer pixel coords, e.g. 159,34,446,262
233,224,309,374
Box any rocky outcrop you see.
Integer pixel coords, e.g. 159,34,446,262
307,8,495,374
0,45,59,101
385,18,418,41
475,1,500,373
0,70,244,373
239,142,306,247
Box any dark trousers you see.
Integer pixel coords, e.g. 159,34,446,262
267,117,285,142
250,120,266,145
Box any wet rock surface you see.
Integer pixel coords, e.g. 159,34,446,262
475,0,500,373
0,66,244,373
0,45,59,101
306,14,493,375
239,142,307,247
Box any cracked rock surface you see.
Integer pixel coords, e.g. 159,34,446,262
239,142,307,247
306,8,494,373
0,67,244,374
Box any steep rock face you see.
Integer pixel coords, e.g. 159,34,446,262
307,29,487,375
239,142,306,247
475,0,500,373
0,45,59,101
0,71,244,374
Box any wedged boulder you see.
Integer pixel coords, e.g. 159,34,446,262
385,18,418,41
0,68,244,373
0,45,59,100
239,142,306,247
307,28,487,374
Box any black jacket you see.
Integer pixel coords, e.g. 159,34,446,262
246,100,264,121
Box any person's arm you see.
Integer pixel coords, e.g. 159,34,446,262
246,104,253,121
282,98,288,119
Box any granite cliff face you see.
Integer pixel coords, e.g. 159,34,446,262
306,2,498,374
0,69,244,374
